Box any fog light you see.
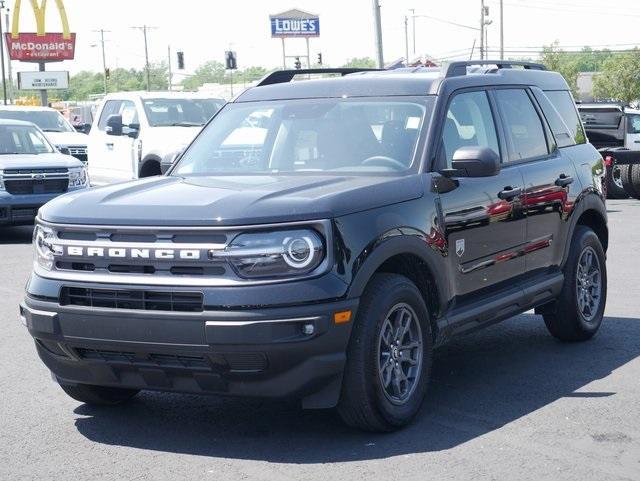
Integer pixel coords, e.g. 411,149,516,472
302,323,315,335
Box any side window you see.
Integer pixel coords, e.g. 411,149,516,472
627,114,640,134
119,100,139,126
97,100,122,131
532,89,573,148
544,90,586,144
441,90,499,167
495,89,549,161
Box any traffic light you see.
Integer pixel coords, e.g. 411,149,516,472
317,53,322,65
104,68,110,80
294,57,301,70
177,51,185,70
225,51,237,70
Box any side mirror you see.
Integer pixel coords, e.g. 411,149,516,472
58,146,71,156
161,150,182,174
127,123,140,139
106,114,123,136
448,146,501,177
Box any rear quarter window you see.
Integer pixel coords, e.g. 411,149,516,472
545,90,586,144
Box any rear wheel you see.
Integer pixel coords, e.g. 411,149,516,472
337,273,432,432
606,164,629,199
628,164,640,200
621,164,640,199
543,226,607,341
59,383,139,405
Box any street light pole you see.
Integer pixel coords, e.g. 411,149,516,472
410,8,416,55
480,0,485,60
372,0,384,68
404,15,409,66
0,0,7,105
92,29,109,95
499,0,504,59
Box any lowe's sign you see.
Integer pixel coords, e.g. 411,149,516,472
270,13,319,37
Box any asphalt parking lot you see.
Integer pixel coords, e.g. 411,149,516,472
1,199,639,481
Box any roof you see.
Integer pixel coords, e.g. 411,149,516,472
0,118,38,126
103,91,225,101
236,66,569,102
269,8,318,19
0,105,57,112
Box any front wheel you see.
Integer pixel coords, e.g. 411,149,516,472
59,383,139,405
543,226,607,341
337,273,433,432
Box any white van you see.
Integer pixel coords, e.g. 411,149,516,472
88,92,224,185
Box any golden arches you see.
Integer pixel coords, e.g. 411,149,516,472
11,0,71,39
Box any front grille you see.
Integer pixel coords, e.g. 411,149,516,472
75,348,210,370
5,178,68,195
65,145,88,164
60,287,204,312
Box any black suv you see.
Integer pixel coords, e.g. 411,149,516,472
21,62,608,432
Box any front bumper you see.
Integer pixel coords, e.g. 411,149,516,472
20,293,358,409
0,189,86,225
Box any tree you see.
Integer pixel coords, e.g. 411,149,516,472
342,57,376,68
182,61,227,90
540,41,579,96
593,49,640,104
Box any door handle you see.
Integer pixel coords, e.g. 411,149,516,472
634,140,640,144
106,142,114,150
555,174,574,187
498,186,522,200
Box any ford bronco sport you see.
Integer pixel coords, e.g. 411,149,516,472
21,62,608,432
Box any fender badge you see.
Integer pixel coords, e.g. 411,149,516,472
456,239,465,257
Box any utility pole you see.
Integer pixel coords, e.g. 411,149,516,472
404,16,409,66
167,45,172,91
92,29,109,95
372,0,384,68
0,0,7,105
480,0,485,60
5,9,13,103
132,25,156,91
499,0,504,59
410,8,416,55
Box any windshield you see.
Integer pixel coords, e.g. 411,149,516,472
0,124,55,154
0,109,75,133
173,97,433,176
143,98,225,127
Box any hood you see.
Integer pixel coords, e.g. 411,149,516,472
39,174,425,226
44,131,88,147
0,153,84,170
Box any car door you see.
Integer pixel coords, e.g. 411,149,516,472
435,89,526,304
494,88,580,274
108,100,139,183
88,99,121,185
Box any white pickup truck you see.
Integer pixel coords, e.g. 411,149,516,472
87,92,224,186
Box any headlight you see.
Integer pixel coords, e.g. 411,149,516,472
0,170,4,191
33,224,62,271
225,229,324,279
69,166,88,187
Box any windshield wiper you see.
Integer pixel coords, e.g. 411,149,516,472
164,122,203,127
41,129,64,132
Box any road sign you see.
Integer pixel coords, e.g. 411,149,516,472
18,70,69,90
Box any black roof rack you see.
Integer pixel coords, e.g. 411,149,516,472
256,68,384,87
444,60,547,78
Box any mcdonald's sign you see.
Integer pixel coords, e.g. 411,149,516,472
5,0,76,62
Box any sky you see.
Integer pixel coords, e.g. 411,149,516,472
7,0,640,78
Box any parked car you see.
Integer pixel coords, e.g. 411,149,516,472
0,106,88,165
87,92,225,185
0,119,89,225
21,63,607,431
577,102,640,199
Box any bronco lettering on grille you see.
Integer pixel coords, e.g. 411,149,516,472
65,246,201,260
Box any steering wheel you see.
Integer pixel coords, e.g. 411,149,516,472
361,155,406,171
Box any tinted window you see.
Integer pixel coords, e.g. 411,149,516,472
532,89,572,148
0,109,75,132
0,125,54,154
174,97,432,175
495,89,548,161
142,98,224,127
97,100,121,131
627,114,640,134
441,90,499,168
546,90,586,144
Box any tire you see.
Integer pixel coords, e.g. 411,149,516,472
629,164,640,200
59,383,139,405
337,273,433,432
543,226,607,342
606,164,629,199
620,164,639,198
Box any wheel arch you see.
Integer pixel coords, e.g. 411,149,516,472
139,155,163,178
562,193,608,268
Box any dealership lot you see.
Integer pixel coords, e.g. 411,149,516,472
1,200,638,481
